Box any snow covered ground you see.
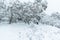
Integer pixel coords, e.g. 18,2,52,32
0,23,60,40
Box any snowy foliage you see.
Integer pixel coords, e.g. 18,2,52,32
7,0,47,24
0,0,47,24
0,0,7,23
40,12,60,28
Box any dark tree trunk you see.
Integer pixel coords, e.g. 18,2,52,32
9,7,13,24
9,14,13,24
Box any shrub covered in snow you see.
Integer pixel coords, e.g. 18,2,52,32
40,12,60,28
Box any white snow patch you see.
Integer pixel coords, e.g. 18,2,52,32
0,23,60,40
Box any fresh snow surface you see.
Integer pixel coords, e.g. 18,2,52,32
0,23,60,40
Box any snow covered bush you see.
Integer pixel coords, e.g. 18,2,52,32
40,12,60,28
50,12,60,28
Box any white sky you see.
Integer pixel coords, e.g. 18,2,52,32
46,0,60,15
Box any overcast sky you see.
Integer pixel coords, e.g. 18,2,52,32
46,0,60,15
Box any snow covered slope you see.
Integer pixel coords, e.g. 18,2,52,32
0,23,60,40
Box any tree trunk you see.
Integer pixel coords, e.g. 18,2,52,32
9,7,13,24
9,13,13,24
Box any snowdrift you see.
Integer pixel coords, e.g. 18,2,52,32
0,23,60,40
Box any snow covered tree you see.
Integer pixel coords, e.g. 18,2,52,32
0,0,7,23
7,0,47,24
51,12,60,20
